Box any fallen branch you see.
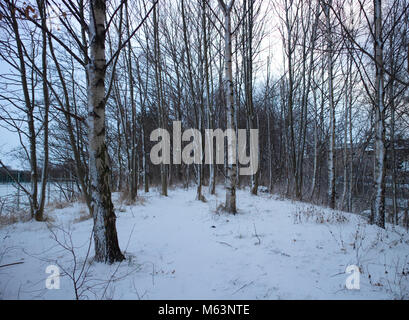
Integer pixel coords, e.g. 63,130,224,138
232,281,255,295
0,261,24,268
216,241,237,250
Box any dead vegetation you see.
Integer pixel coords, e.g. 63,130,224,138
293,204,349,225
0,199,30,226
73,208,92,224
47,200,73,210
118,189,147,207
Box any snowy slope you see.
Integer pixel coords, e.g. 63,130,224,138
1,187,408,300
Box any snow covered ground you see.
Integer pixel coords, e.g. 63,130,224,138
1,187,408,300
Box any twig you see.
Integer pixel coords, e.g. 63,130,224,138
253,223,261,245
0,261,24,268
216,241,237,250
232,281,254,295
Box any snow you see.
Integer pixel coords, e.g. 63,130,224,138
1,187,408,300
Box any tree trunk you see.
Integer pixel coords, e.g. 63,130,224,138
153,3,167,197
203,0,216,195
324,0,336,209
35,0,49,222
373,0,386,229
125,0,138,201
219,0,237,213
88,0,124,263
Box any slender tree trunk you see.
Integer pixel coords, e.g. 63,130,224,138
181,0,204,201
219,0,237,213
310,87,319,200
373,0,386,229
125,0,138,201
203,0,215,195
8,3,38,218
35,0,49,221
153,3,167,197
388,33,398,225
264,57,273,193
243,0,258,195
342,82,349,211
88,0,124,263
136,60,150,193
324,0,336,209
284,0,297,198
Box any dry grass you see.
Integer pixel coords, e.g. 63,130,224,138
48,200,72,210
215,203,226,214
0,214,19,226
212,200,236,215
118,189,147,207
0,209,30,227
73,208,92,224
293,204,349,225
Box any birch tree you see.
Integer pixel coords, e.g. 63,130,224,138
372,0,386,228
153,2,168,197
323,0,336,210
88,0,124,263
218,0,237,213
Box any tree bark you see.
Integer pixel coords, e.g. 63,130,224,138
324,0,336,209
218,0,237,213
36,0,50,222
373,0,386,229
88,0,124,263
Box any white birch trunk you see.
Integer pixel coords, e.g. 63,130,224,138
88,0,124,263
218,0,237,213
324,0,336,209
373,0,386,228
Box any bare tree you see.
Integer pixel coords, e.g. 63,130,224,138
87,0,124,263
218,0,237,213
